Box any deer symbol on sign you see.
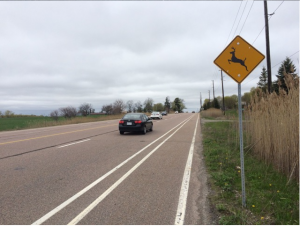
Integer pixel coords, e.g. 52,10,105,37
228,47,248,71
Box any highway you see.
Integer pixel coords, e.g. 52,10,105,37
0,113,210,225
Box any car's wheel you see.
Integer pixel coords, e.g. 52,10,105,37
142,126,147,134
120,131,124,135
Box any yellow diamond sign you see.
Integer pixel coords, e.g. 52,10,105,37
214,35,265,83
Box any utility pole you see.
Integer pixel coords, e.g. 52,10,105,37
200,92,202,110
208,90,210,108
212,80,215,100
208,90,211,108
220,70,225,115
264,0,272,93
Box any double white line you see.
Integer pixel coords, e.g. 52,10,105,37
32,115,196,225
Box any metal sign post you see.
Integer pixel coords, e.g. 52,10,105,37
214,35,265,208
238,83,246,207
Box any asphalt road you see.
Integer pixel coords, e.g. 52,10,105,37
0,113,211,225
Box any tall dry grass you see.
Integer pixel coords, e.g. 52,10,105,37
201,108,224,118
244,74,299,182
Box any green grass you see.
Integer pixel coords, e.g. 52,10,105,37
202,121,299,225
224,109,238,119
0,114,123,132
0,117,53,131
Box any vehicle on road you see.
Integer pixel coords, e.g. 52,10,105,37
161,111,168,116
150,111,162,120
175,111,178,114
119,113,153,135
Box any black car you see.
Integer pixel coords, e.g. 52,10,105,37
161,111,168,116
119,113,153,135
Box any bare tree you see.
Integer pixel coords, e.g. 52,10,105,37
50,110,60,121
112,99,125,114
59,106,77,119
126,100,134,113
78,103,93,116
101,104,113,115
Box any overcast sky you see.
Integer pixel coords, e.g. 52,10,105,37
0,1,299,115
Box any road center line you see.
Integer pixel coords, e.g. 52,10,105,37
67,115,194,225
57,139,90,148
175,114,199,225
32,115,194,225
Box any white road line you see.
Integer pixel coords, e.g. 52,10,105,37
32,115,194,225
174,114,199,225
68,115,194,225
57,139,90,148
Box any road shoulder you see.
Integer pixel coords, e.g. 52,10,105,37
185,117,219,224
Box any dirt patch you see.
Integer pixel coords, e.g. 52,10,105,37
191,119,220,224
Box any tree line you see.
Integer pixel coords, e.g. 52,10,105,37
1,97,186,120
48,97,186,121
101,97,186,115
203,57,298,110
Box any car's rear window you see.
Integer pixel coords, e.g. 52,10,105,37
123,114,141,120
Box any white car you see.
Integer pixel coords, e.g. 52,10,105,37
150,111,162,120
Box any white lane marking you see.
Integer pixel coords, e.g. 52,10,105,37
57,139,90,148
32,115,194,225
68,115,194,225
174,114,199,225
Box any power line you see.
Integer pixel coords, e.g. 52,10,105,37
271,51,300,69
243,51,299,86
232,0,248,39
217,1,287,95
239,0,255,35
252,0,285,44
224,0,243,47
272,0,285,14
252,24,267,45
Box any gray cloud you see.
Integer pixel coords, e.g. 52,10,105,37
0,1,298,115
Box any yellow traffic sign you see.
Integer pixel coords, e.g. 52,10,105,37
214,35,265,83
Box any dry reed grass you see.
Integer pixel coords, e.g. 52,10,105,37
244,74,299,182
201,108,224,118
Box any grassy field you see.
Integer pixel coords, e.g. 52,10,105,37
0,114,126,132
201,111,299,224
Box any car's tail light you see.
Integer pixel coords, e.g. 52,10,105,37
134,120,142,124
119,120,124,124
